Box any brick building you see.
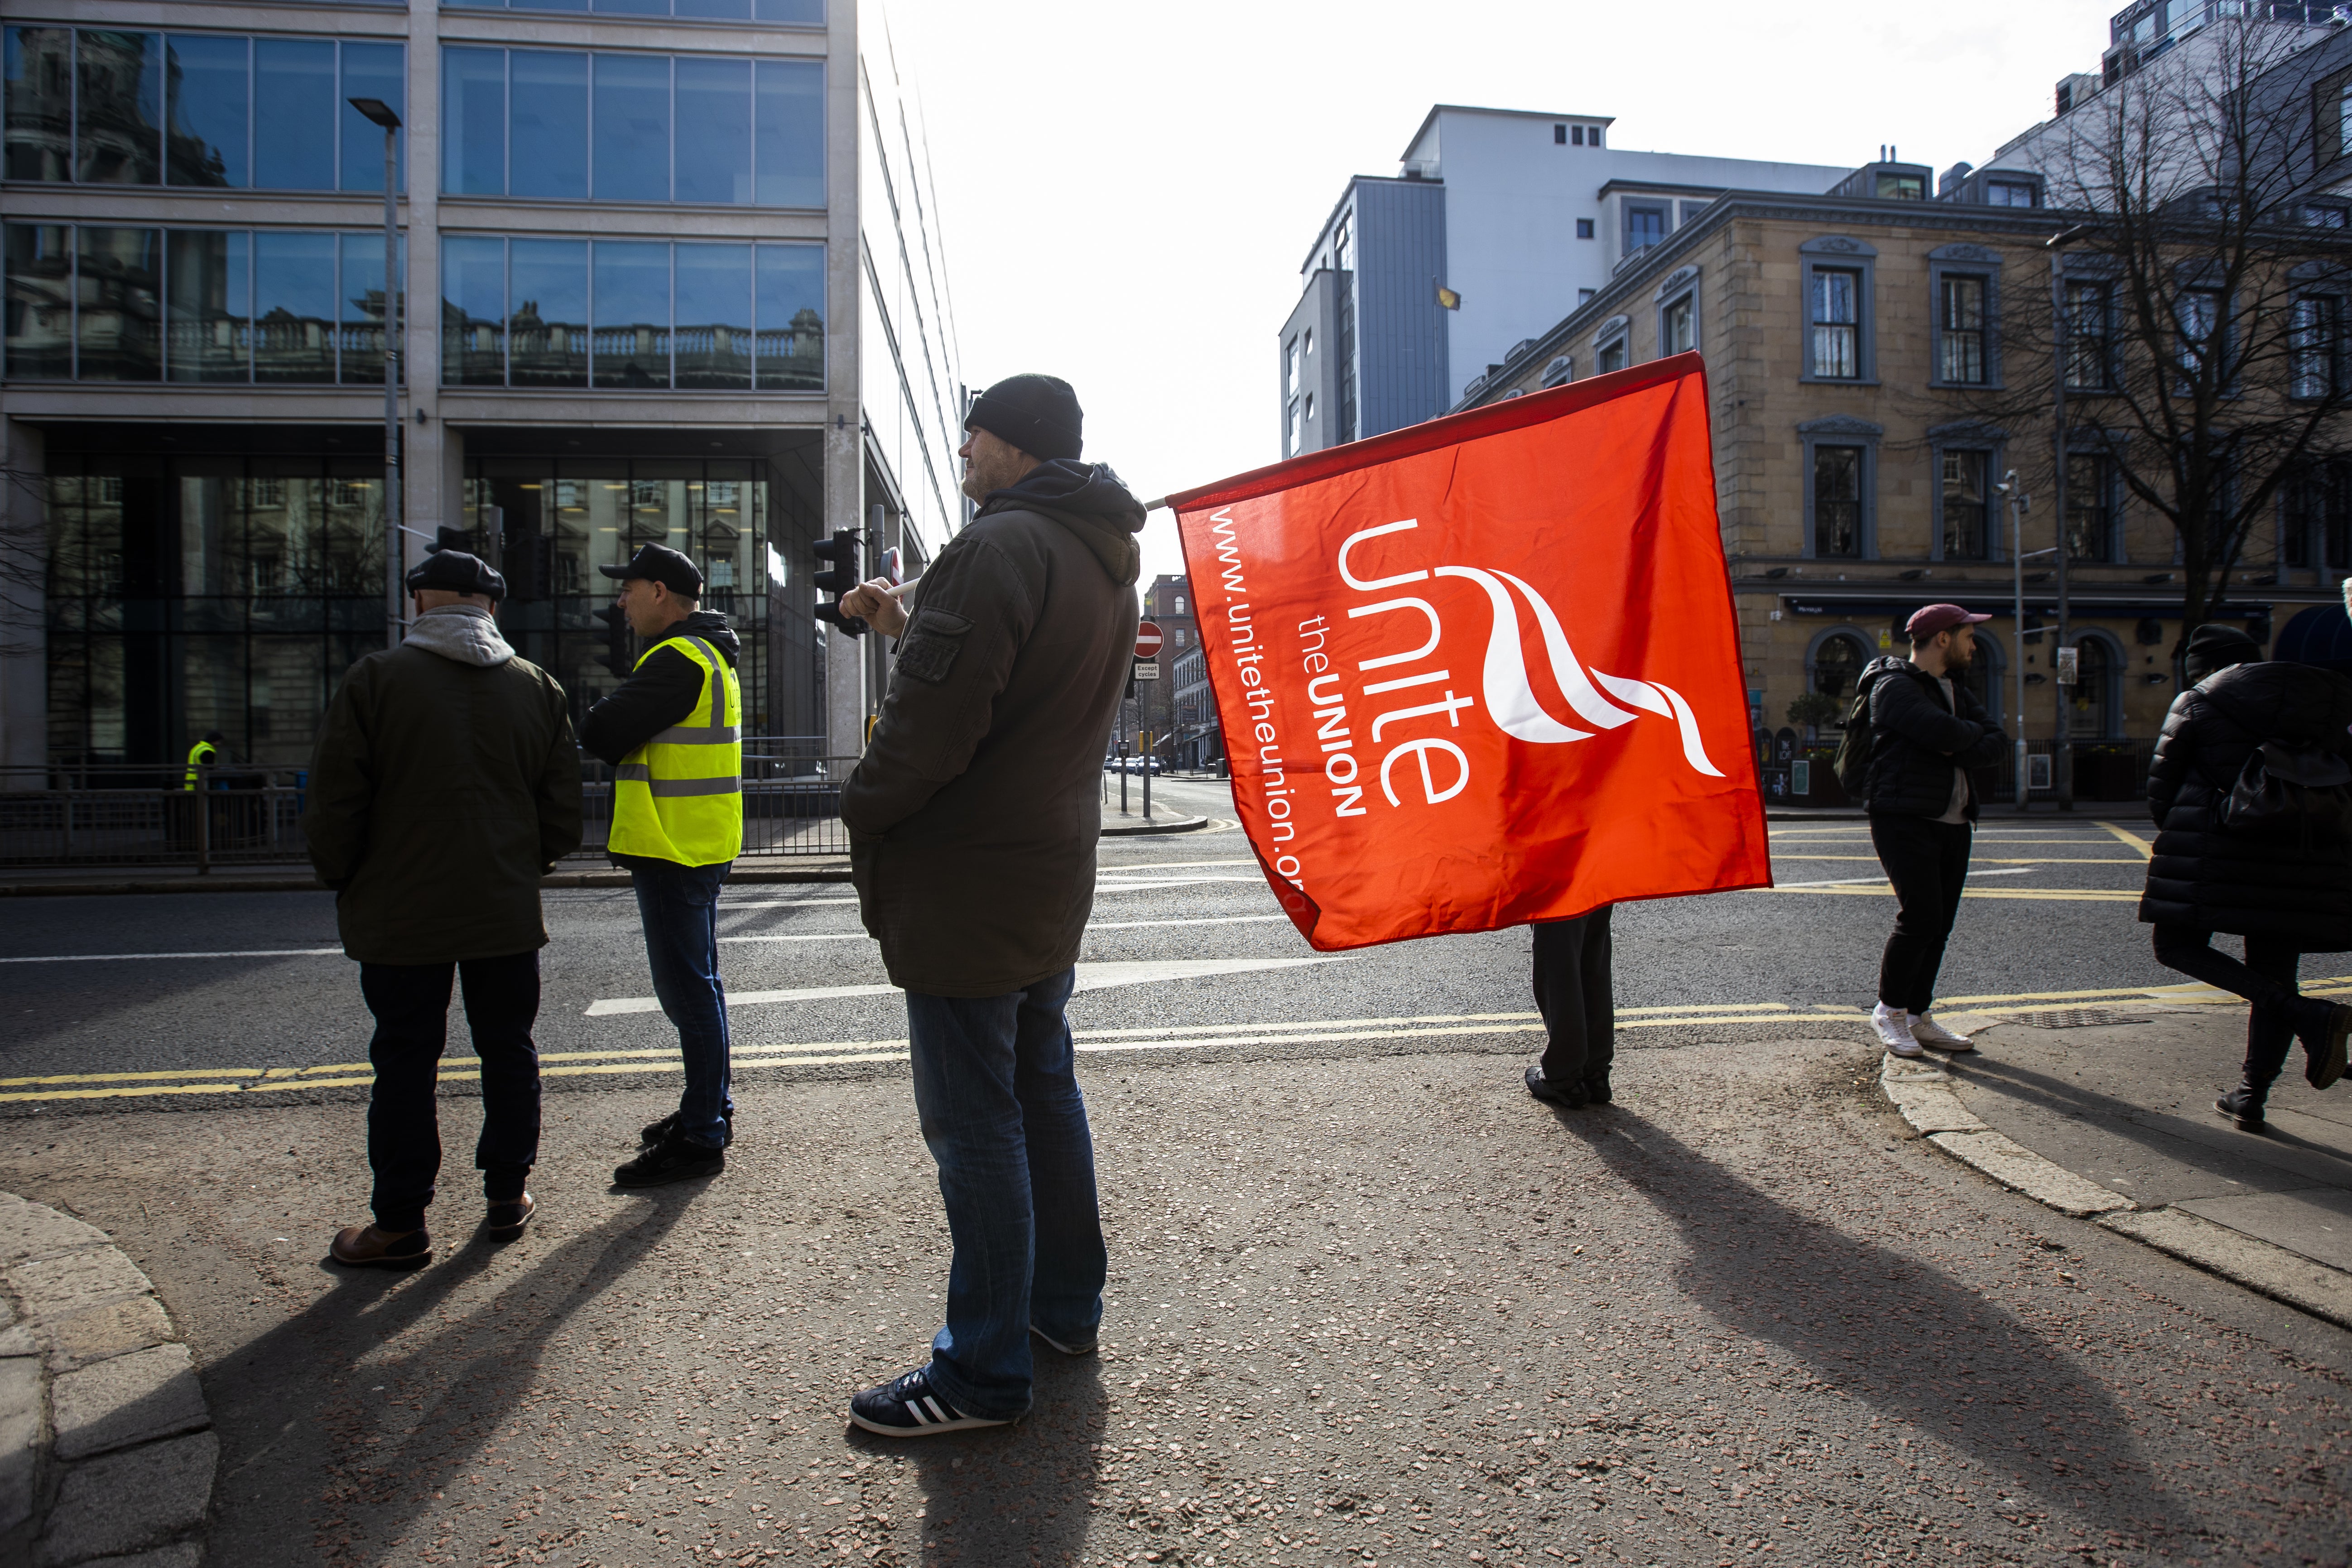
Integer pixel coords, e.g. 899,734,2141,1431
1133,572,1196,760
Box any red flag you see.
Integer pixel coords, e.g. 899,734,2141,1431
1172,352,1769,951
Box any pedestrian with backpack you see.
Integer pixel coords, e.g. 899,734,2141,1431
1842,604,2011,1058
2141,623,2352,1126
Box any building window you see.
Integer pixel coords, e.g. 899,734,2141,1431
1284,337,1297,394
1540,355,1572,388
2064,279,2113,390
1174,596,1185,615
1304,392,1315,424
2305,204,2349,228
2284,461,2348,569
1813,446,1865,557
2067,452,2116,563
1555,123,1568,144
1286,399,1300,454
1302,327,1312,356
1808,267,1862,379
1941,449,1991,560
1596,337,1627,374
438,46,822,206
1588,125,1603,147
1576,219,1595,240
1624,203,1667,256
1986,180,2038,207
1809,632,1869,705
4,29,407,192
2176,287,2226,381
1875,170,1925,199
433,235,821,391
1577,287,1597,304
446,0,824,19
1937,275,1988,383
1660,291,1695,356
2292,294,2341,399
2067,637,2116,739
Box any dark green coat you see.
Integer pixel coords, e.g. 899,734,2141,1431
303,608,583,964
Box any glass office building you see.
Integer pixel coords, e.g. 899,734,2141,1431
0,1,962,769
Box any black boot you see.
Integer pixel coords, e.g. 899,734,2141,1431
2214,1079,2269,1131
2297,1001,2352,1091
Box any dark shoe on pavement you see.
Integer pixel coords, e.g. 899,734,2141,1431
1582,1071,1613,1105
640,1111,733,1149
1031,1322,1098,1356
2214,1084,2267,1131
849,1366,1013,1437
613,1133,724,1188
483,1193,535,1240
1525,1065,1587,1109
328,1224,430,1270
2303,1003,2351,1091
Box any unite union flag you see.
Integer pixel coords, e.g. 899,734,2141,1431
1170,352,1771,951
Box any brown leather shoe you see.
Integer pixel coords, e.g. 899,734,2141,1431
483,1193,534,1241
329,1224,431,1270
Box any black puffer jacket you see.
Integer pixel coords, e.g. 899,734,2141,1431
1857,657,2009,818
2139,659,2352,945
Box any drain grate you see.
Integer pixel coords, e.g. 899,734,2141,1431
2006,1007,2151,1029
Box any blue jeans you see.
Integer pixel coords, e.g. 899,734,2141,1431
629,858,733,1148
905,967,1107,1419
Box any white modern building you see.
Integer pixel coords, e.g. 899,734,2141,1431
1279,104,1853,455
0,0,961,770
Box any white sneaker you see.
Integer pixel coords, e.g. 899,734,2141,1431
1909,1013,1975,1052
1873,1002,1924,1057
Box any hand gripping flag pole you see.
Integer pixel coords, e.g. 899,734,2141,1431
1160,352,1770,952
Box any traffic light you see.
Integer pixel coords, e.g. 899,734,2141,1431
812,529,866,637
594,602,633,678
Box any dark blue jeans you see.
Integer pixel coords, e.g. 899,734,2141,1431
904,967,1107,1419
360,952,540,1233
629,858,733,1148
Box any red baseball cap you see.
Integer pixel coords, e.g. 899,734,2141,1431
1907,603,1992,640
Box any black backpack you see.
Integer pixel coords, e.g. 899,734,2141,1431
2201,689,2352,846
1831,671,1881,797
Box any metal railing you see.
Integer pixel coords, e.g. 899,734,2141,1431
0,739,858,870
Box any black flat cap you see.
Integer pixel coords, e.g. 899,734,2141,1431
598,543,703,598
405,548,506,601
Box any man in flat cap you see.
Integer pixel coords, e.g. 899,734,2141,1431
1852,603,2010,1059
581,542,746,1188
832,372,1145,1436
305,548,582,1268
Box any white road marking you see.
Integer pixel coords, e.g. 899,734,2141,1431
0,947,344,964
717,933,870,945
1089,915,1291,931
1764,867,2039,890
583,956,1346,1017
1093,876,1267,892
1093,858,1260,873
720,897,860,909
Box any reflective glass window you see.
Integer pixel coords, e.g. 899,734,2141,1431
510,238,587,387
4,223,73,377
754,60,823,207
442,235,506,386
338,43,405,194
511,52,588,200
165,229,248,383
253,231,336,383
4,29,74,182
754,242,822,390
592,240,669,387
165,35,248,188
339,232,402,386
592,54,669,201
75,227,161,380
677,0,753,15
755,0,826,19
675,243,750,389
596,0,670,15
443,47,505,195
254,39,334,191
676,58,751,204
76,32,161,184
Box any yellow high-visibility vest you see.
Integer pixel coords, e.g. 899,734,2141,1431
608,633,743,866
182,739,217,791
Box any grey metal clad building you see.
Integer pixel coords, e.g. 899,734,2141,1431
0,0,962,770
1280,105,1851,456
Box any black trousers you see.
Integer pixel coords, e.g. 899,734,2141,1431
1872,814,1974,1015
360,952,542,1233
1532,906,1614,1085
2151,925,2319,1088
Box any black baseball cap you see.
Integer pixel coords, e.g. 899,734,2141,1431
405,548,506,601
598,543,703,598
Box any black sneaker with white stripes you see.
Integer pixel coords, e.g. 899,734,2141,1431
847,1366,1012,1438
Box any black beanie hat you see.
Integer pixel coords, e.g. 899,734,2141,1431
2183,622,2260,685
965,373,1083,462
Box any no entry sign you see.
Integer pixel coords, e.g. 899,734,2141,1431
1135,620,1164,659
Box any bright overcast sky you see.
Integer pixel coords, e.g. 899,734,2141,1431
878,0,2121,587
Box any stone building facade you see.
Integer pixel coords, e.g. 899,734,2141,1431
1454,179,2345,801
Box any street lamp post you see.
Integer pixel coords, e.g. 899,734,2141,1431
1998,468,2058,813
2047,225,2088,810
348,96,403,650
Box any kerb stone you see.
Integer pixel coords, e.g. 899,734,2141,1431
34,1431,216,1568
51,1344,208,1462
10,1251,152,1322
